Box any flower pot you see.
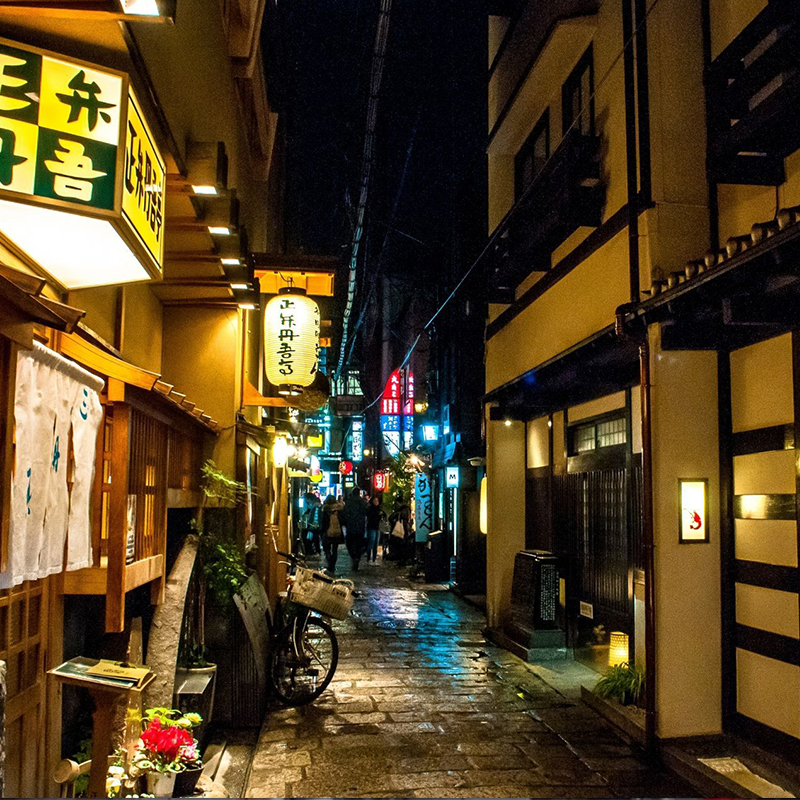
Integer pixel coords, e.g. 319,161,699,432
174,766,203,797
174,663,217,745
146,770,177,797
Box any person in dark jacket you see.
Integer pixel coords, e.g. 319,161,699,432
388,493,413,565
320,495,344,574
342,487,368,571
365,495,385,563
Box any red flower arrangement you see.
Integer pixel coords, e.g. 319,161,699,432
141,719,194,761
133,717,200,774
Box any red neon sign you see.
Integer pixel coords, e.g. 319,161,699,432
381,369,401,416
339,460,354,475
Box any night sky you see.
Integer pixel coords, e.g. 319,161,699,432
281,1,487,385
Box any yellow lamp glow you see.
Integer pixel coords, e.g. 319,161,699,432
272,437,288,468
264,289,320,396
479,475,488,534
608,631,629,667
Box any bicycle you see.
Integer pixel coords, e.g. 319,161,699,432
268,546,354,706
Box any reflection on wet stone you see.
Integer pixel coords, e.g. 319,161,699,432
244,565,695,799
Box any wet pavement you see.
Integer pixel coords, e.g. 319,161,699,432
245,558,698,799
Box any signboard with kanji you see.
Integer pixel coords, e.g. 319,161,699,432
0,37,165,286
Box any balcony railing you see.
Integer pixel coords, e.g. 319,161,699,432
707,0,800,185
482,130,604,299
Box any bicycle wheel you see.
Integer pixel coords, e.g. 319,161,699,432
269,614,339,706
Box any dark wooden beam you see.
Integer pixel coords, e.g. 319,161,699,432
723,294,800,326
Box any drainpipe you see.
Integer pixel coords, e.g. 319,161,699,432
616,305,656,757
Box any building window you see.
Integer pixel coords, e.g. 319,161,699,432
562,46,594,136
515,109,549,199
570,413,626,455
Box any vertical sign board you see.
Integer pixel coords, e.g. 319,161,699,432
0,38,165,286
121,89,165,271
679,478,708,542
414,472,434,543
445,466,459,488
351,418,363,462
380,369,402,458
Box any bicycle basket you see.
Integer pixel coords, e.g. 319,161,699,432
289,567,354,620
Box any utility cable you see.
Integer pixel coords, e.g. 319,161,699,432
342,107,422,374
335,0,393,381
359,0,667,415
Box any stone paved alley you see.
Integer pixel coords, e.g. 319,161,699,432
244,563,698,799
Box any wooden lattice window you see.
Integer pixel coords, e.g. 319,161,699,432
0,579,49,799
129,408,168,562
167,428,202,492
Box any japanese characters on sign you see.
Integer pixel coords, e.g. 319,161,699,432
122,90,165,271
0,40,122,208
351,419,363,462
0,37,167,284
264,291,321,393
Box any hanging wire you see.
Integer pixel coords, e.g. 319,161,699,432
335,0,394,381
359,0,668,414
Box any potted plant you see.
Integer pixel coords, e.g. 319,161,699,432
594,662,645,707
130,708,202,797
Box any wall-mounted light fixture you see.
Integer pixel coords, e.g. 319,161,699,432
679,478,709,543
186,141,228,196
272,437,288,468
479,475,488,534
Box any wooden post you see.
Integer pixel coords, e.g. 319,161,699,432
0,339,18,573
106,403,130,632
86,688,121,799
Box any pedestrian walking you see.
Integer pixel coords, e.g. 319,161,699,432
320,494,344,575
388,492,413,565
365,494,385,563
304,491,323,554
342,487,368,571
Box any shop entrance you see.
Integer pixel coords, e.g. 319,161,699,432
554,406,641,674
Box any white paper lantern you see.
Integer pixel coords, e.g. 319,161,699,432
264,289,321,395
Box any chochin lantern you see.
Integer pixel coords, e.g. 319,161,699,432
264,287,321,396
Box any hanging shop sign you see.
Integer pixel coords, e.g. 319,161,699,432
338,460,353,476
306,433,324,449
445,466,459,488
414,472,433,544
0,38,165,289
350,419,363,462
372,471,388,492
264,288,320,396
679,478,708,543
